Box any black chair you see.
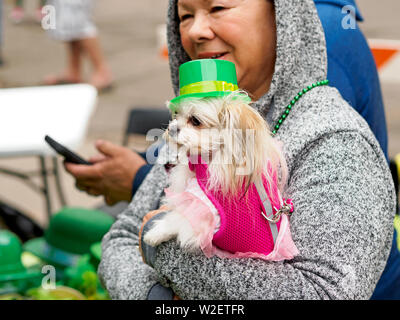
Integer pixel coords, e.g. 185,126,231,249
0,201,44,243
122,107,171,146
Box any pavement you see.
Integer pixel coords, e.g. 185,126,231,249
0,0,399,227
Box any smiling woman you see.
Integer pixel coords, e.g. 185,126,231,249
177,0,276,101
98,0,396,300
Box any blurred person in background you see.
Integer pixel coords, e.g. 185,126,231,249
9,0,46,24
43,0,113,92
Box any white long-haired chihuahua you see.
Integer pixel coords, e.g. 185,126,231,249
143,92,288,253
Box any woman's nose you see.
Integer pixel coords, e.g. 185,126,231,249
187,14,214,43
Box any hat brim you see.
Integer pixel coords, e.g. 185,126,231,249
0,269,42,283
169,91,251,112
90,242,101,260
23,238,81,269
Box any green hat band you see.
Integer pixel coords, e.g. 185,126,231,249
180,80,239,96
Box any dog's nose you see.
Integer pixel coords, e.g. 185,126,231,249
169,127,180,137
168,120,180,137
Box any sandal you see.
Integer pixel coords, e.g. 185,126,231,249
89,78,114,94
94,82,114,94
42,75,82,86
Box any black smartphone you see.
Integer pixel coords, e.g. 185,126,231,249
44,135,92,165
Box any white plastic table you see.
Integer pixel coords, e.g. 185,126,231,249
0,84,98,221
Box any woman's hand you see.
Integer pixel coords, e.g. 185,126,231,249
138,205,170,262
139,206,181,299
64,140,147,206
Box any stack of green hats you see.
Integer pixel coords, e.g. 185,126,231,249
0,230,42,294
23,207,114,269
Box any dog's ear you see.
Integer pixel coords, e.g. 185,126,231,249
213,102,270,193
235,103,270,179
210,99,287,195
219,100,267,134
221,101,287,186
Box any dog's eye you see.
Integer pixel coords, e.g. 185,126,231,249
189,116,201,127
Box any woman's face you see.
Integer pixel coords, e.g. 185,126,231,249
177,0,276,100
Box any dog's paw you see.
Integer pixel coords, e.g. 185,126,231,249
180,237,202,253
143,229,164,246
143,219,177,246
177,227,202,253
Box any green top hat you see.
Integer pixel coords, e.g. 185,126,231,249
0,230,42,284
169,59,250,111
23,207,114,269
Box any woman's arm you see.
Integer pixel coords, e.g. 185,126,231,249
98,215,160,300
149,131,396,299
98,164,171,299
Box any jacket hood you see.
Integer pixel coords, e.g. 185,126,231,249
166,0,328,125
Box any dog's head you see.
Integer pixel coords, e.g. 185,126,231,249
165,92,287,195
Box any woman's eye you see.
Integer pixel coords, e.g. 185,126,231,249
190,116,201,126
210,6,225,13
180,14,193,22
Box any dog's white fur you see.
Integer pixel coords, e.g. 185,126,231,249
143,92,287,251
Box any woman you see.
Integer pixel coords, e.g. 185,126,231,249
98,0,396,299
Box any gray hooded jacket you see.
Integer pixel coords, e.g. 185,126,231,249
98,0,396,299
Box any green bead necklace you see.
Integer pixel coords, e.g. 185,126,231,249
271,79,330,136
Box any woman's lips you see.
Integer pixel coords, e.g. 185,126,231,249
197,52,228,59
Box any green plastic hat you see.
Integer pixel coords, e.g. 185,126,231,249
169,59,250,111
0,230,42,283
23,207,114,269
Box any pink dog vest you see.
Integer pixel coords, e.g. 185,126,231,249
188,158,293,257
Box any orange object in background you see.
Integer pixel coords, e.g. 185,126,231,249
371,48,398,70
160,45,169,60
369,39,400,70
157,24,169,60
